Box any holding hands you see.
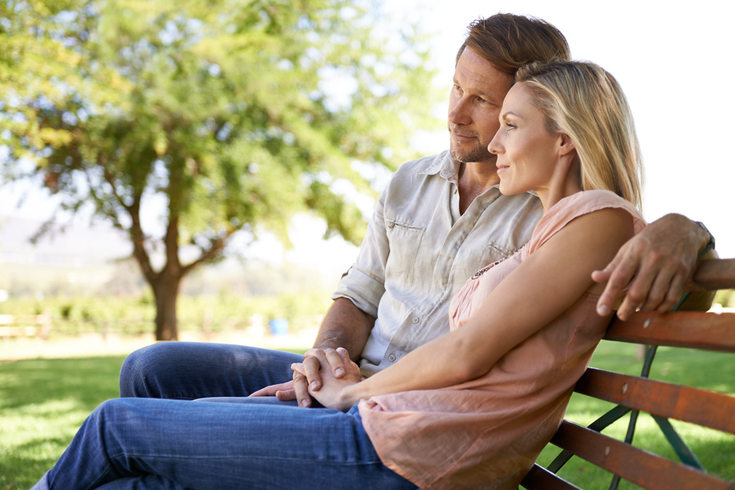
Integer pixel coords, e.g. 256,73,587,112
250,346,361,409
291,347,363,411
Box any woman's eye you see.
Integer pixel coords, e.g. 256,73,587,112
505,122,516,129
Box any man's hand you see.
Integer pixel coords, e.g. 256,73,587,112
249,380,297,401
251,347,354,407
291,347,352,407
592,214,710,321
292,348,362,411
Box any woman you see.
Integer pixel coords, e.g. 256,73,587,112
32,61,644,490
292,60,644,489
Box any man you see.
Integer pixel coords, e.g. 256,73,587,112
121,14,713,409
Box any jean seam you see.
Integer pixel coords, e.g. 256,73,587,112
109,451,385,466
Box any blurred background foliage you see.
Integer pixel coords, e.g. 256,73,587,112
0,289,334,337
0,0,442,339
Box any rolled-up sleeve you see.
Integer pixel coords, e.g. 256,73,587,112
332,188,389,318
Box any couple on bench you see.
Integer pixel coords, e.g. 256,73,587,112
34,14,717,490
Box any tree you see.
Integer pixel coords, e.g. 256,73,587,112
0,0,441,339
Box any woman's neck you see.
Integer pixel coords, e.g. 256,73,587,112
537,156,583,213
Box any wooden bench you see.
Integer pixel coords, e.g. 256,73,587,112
521,259,735,490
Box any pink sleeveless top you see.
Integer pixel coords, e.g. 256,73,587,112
358,190,646,489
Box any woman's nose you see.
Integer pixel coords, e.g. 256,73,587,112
488,131,502,155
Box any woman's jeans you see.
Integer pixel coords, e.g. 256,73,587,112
32,343,417,490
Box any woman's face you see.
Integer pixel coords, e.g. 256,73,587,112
487,83,562,200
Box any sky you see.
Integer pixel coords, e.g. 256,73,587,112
2,0,734,278
404,0,735,257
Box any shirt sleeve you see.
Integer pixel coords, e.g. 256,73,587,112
331,187,389,318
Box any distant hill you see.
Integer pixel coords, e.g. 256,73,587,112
0,217,131,267
0,216,343,297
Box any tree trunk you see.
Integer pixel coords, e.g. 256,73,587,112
152,274,181,341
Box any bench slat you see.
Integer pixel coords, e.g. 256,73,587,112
604,312,735,352
550,421,735,490
520,464,582,490
690,258,735,291
575,368,735,436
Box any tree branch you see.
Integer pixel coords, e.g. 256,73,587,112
181,228,238,277
128,192,157,284
87,165,125,230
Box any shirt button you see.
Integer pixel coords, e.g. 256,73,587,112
387,221,395,228
412,317,419,324
389,354,396,362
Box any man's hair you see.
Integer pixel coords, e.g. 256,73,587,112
457,14,571,75
516,61,643,208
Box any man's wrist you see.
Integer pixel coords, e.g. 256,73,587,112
310,341,342,352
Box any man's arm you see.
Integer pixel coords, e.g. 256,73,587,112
689,258,735,291
592,214,714,320
289,298,375,406
254,180,390,406
312,297,376,359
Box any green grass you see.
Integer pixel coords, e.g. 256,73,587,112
1,342,733,489
0,355,125,489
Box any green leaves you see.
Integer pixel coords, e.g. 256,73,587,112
0,0,441,268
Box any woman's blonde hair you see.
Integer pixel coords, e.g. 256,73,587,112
516,61,643,209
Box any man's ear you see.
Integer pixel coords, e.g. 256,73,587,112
557,133,575,156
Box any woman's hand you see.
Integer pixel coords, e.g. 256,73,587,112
291,347,363,411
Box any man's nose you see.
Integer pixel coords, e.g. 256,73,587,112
448,96,471,126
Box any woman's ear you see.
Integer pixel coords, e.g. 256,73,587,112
557,133,575,156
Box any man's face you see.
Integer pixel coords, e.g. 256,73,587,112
448,48,515,165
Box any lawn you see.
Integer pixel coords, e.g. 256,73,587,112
1,341,733,489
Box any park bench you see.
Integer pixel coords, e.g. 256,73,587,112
520,258,735,490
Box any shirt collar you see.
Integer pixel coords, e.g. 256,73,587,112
417,151,504,191
416,151,459,182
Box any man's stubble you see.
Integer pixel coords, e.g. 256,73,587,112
448,127,494,164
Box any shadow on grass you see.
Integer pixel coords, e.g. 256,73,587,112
0,355,126,489
0,356,126,410
0,349,308,488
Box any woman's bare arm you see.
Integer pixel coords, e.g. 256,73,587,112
307,207,635,411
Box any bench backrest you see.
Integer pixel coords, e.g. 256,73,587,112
521,261,735,490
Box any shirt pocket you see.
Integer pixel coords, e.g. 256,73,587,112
384,219,426,284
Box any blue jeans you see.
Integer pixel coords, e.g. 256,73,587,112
119,343,302,400
33,343,417,489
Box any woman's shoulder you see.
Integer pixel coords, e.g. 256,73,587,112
527,190,645,255
553,189,640,215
